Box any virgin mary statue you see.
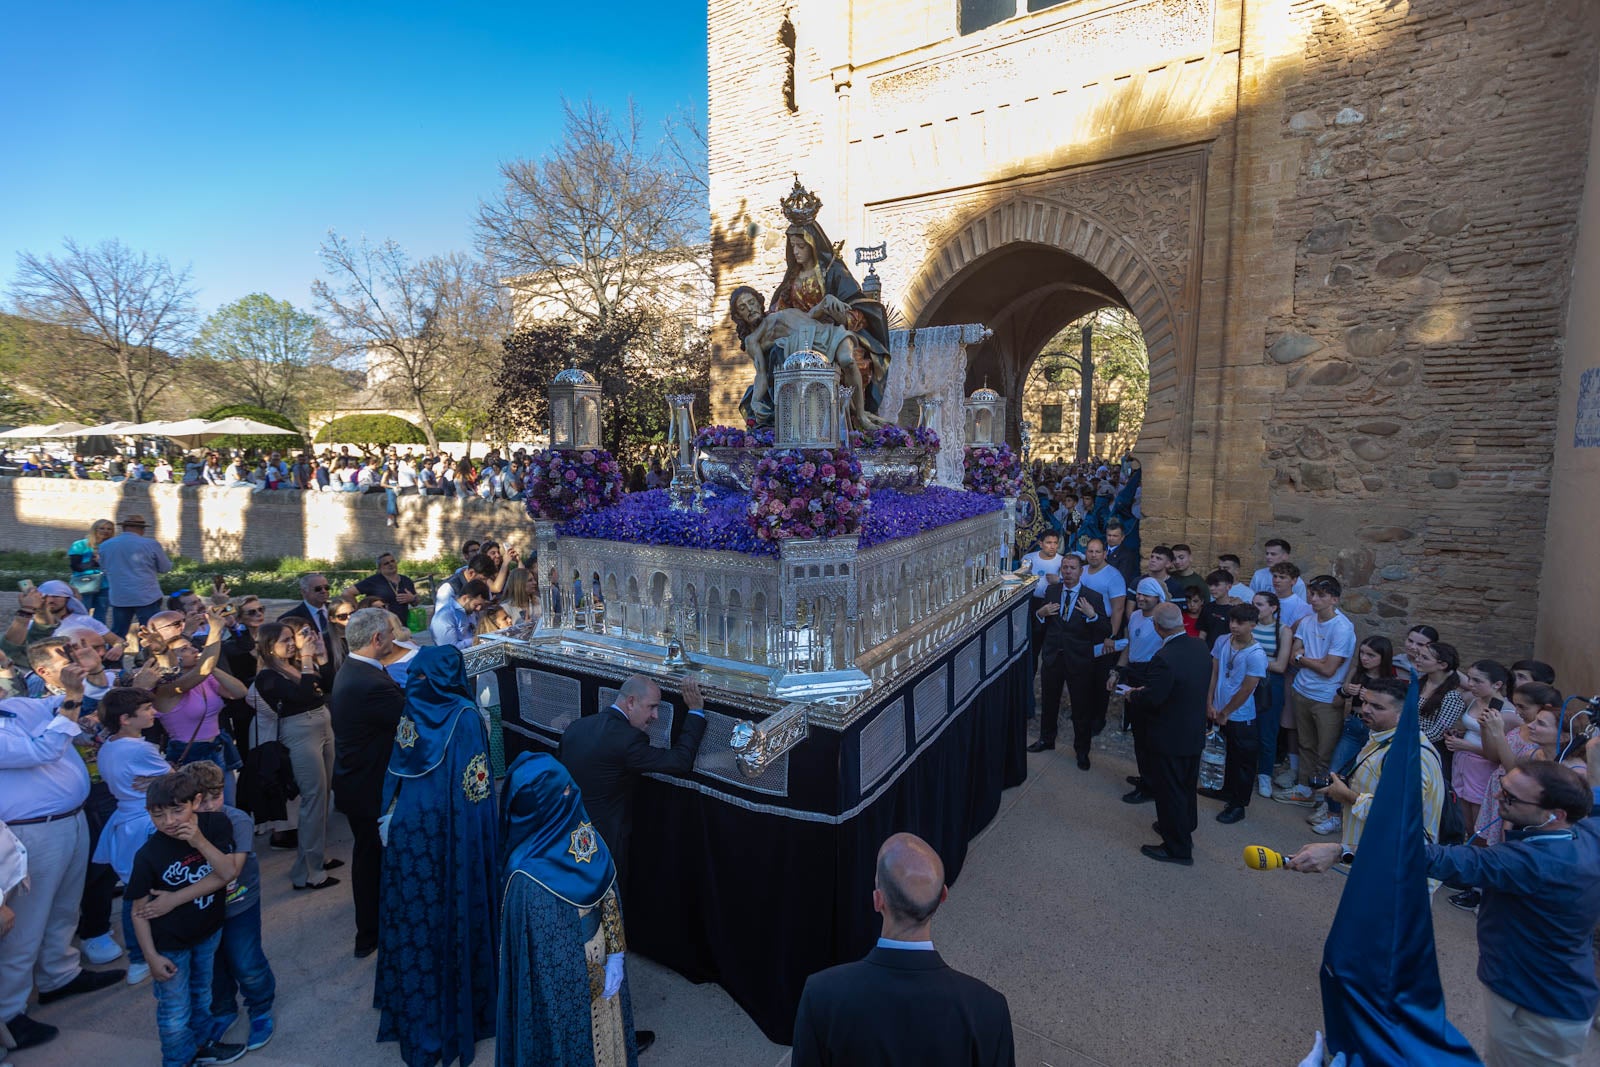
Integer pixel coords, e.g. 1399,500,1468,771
497,752,638,1067
769,179,892,417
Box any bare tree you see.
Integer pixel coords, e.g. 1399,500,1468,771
8,239,196,421
190,293,333,416
313,233,508,450
478,98,703,329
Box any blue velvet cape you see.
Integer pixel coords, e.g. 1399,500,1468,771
374,646,500,1067
497,753,637,1067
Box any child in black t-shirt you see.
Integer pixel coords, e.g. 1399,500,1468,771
127,771,246,1067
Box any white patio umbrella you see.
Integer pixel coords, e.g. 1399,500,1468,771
196,417,300,438
73,420,138,436
0,424,54,439
35,421,91,437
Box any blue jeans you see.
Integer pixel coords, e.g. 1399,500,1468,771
151,928,221,1067
111,599,163,638
210,904,275,1023
1324,715,1370,816
82,587,111,624
120,898,146,967
1255,672,1286,776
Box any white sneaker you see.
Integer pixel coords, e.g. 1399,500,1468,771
1273,785,1316,806
80,933,124,965
1305,801,1329,825
1311,814,1342,836
126,962,151,985
1256,774,1272,799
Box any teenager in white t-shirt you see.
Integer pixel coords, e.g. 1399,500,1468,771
1207,602,1269,821
1250,538,1308,599
1274,576,1357,806
1022,531,1066,598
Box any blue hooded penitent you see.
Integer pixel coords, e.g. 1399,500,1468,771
500,751,616,909
1318,672,1480,1065
374,645,499,1067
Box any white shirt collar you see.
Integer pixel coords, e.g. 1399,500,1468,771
347,653,384,671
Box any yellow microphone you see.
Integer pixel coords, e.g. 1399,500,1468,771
1243,845,1286,871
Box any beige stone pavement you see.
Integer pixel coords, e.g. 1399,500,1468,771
11,721,1599,1067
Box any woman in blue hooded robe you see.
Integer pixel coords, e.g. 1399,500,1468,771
497,752,638,1067
373,645,499,1066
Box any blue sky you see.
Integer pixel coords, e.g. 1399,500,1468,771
0,1,706,314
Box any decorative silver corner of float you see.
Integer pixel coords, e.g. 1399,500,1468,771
730,701,811,777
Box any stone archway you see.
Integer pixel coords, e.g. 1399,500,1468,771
898,196,1186,460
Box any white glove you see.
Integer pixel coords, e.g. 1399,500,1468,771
602,952,625,1000
1297,1030,1347,1067
377,811,394,847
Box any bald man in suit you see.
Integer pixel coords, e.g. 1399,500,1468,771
792,833,1015,1066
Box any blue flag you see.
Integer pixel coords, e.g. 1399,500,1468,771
1318,671,1479,1065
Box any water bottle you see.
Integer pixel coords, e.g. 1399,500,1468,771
1200,726,1226,791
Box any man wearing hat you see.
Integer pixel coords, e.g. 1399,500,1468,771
95,514,172,636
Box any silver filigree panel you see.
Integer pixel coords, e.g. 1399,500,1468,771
598,686,675,749
985,621,1007,674
954,638,982,701
695,710,790,796
1011,602,1030,654
913,667,950,743
515,669,582,736
859,698,907,792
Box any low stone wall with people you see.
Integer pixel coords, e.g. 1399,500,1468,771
0,477,530,563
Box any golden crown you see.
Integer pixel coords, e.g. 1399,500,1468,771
780,175,823,226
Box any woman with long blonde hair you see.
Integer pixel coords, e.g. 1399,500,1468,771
68,518,117,624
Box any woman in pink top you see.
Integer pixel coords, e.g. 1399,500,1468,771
156,639,247,803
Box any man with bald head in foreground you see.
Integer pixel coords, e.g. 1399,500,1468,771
791,833,1015,1066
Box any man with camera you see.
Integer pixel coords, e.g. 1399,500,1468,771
1284,677,1445,879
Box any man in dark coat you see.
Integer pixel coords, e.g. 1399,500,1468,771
557,674,707,892
328,607,404,957
1027,553,1113,769
1124,603,1210,865
792,832,1014,1067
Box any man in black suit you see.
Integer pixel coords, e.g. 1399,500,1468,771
557,674,708,890
1123,603,1209,865
1027,553,1113,769
791,832,1014,1067
328,607,404,957
279,571,333,644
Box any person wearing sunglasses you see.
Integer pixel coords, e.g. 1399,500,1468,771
1418,759,1600,1067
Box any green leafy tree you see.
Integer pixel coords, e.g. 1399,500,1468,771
200,403,306,452
1032,307,1149,459
8,239,197,421
191,294,331,416
314,414,427,450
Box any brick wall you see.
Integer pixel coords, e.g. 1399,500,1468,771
0,478,530,564
1260,0,1600,658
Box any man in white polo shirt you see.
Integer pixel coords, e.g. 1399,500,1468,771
0,649,123,1052
1275,575,1357,807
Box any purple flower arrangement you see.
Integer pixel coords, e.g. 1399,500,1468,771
963,443,1025,496
558,488,770,553
857,487,1003,548
523,448,624,521
694,425,776,449
748,447,870,542
555,486,1001,557
849,425,941,450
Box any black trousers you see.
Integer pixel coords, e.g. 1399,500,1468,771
220,699,254,761
1147,753,1200,859
77,781,117,940
1088,650,1117,730
1038,653,1097,752
1221,720,1260,808
347,814,384,949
